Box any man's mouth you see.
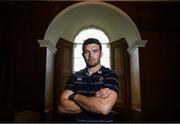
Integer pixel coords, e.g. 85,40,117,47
87,58,94,62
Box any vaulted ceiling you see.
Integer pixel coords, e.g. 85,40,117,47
44,1,141,47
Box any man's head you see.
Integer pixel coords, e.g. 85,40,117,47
82,38,102,68
82,38,102,53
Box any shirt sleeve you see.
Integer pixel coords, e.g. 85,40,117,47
103,72,119,94
64,74,76,92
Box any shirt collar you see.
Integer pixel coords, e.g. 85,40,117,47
84,66,105,76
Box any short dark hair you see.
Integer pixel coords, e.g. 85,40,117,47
82,38,102,52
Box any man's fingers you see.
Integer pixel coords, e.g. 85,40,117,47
96,90,102,96
96,88,110,98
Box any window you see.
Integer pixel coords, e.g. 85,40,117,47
73,27,110,72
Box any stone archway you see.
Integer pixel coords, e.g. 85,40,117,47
38,1,147,115
43,1,141,46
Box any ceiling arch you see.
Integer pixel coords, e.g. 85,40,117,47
44,1,141,47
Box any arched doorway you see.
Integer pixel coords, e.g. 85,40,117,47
38,1,147,122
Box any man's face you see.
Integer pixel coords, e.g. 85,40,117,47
83,43,102,68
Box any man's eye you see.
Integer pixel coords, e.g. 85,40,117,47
84,51,89,54
93,50,98,53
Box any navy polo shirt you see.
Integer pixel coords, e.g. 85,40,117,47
65,66,119,122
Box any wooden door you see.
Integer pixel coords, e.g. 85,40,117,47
54,38,73,121
110,38,131,122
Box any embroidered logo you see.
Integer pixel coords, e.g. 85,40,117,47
99,76,104,81
77,77,82,81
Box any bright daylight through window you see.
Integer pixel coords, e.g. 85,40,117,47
73,28,110,72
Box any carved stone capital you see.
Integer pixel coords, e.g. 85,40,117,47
38,40,57,54
127,40,148,54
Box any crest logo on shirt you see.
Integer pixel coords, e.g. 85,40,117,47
77,77,82,81
99,76,104,81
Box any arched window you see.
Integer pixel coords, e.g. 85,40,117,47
73,27,110,72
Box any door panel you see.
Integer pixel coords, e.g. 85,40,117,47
111,39,127,104
111,38,131,122
55,38,73,96
54,38,73,122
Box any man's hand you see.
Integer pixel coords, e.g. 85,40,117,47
95,88,111,98
58,90,82,114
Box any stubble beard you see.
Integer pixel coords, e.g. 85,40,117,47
86,58,101,68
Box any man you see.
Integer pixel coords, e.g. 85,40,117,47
58,38,119,122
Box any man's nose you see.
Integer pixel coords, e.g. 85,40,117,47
89,52,93,57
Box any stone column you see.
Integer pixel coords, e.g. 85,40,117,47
127,40,147,111
38,40,57,115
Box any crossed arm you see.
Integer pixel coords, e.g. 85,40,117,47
58,88,117,115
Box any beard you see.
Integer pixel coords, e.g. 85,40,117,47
86,58,101,68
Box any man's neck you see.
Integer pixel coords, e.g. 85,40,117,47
87,64,102,76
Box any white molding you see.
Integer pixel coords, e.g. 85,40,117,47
37,40,57,54
127,40,148,54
